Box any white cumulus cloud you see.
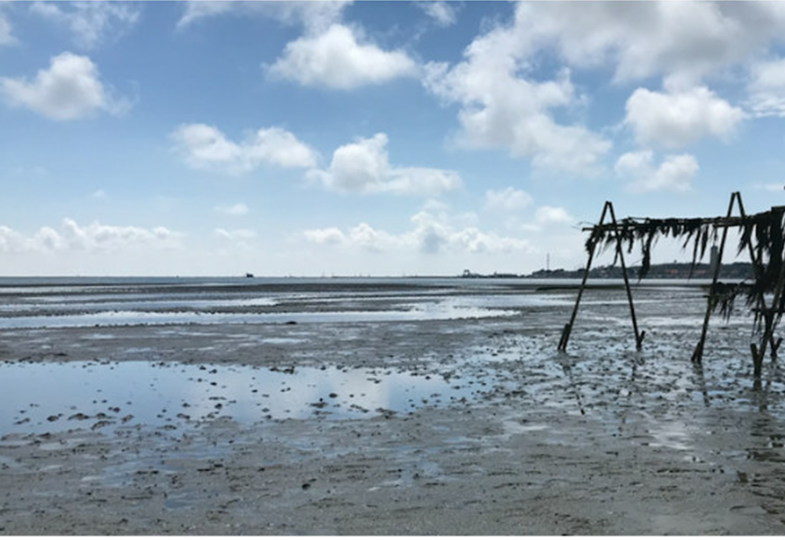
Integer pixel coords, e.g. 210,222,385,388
180,3,408,91
30,1,141,50
507,2,785,87
347,222,399,253
518,205,575,232
422,2,785,171
625,85,746,148
423,37,610,174
410,211,531,255
60,219,183,252
484,188,533,212
303,210,530,256
177,1,234,30
178,1,350,33
171,123,318,174
308,133,461,197
0,9,15,46
747,58,785,118
303,227,346,246
0,219,183,254
269,23,418,89
534,206,574,226
615,150,699,193
418,1,458,27
303,223,401,252
0,52,130,120
179,2,413,91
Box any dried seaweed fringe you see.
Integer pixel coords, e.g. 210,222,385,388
584,209,785,324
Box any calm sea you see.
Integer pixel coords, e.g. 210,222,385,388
0,276,708,330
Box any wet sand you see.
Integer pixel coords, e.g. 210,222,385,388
2,284,785,534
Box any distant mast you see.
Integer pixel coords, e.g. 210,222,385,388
546,253,550,272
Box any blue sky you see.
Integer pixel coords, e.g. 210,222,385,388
2,1,785,276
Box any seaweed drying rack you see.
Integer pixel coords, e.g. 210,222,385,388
558,191,785,378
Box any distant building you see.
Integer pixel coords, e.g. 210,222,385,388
709,245,720,274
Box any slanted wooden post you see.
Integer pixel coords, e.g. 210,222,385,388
558,202,610,351
752,265,785,377
691,192,737,364
607,203,645,350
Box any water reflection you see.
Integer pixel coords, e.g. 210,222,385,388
555,353,586,415
692,362,711,408
737,412,785,518
0,302,517,329
0,360,478,436
747,414,785,462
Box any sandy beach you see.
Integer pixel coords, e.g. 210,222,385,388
1,279,784,534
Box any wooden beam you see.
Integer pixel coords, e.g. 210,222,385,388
580,209,783,233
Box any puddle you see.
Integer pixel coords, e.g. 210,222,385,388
648,419,694,451
0,360,480,436
0,455,21,469
0,304,516,329
0,295,279,313
164,491,213,510
260,338,306,345
96,435,238,493
502,419,549,436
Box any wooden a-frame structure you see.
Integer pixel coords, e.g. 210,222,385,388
558,191,785,378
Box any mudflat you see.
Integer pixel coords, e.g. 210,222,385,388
1,283,784,534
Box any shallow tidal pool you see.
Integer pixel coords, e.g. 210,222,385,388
0,360,481,436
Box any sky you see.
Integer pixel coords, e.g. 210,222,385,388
2,1,785,277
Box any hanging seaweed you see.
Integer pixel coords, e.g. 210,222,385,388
736,207,785,294
567,194,785,368
584,217,718,280
583,205,785,323
707,281,755,322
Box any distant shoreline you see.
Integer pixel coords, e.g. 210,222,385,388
465,261,754,281
0,261,754,283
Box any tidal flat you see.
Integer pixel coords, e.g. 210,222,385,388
1,277,784,534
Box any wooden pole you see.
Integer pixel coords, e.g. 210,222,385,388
736,194,780,357
691,192,737,364
753,278,782,378
558,202,610,351
607,203,645,350
752,207,785,376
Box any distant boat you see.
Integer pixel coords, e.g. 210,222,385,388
245,272,254,278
